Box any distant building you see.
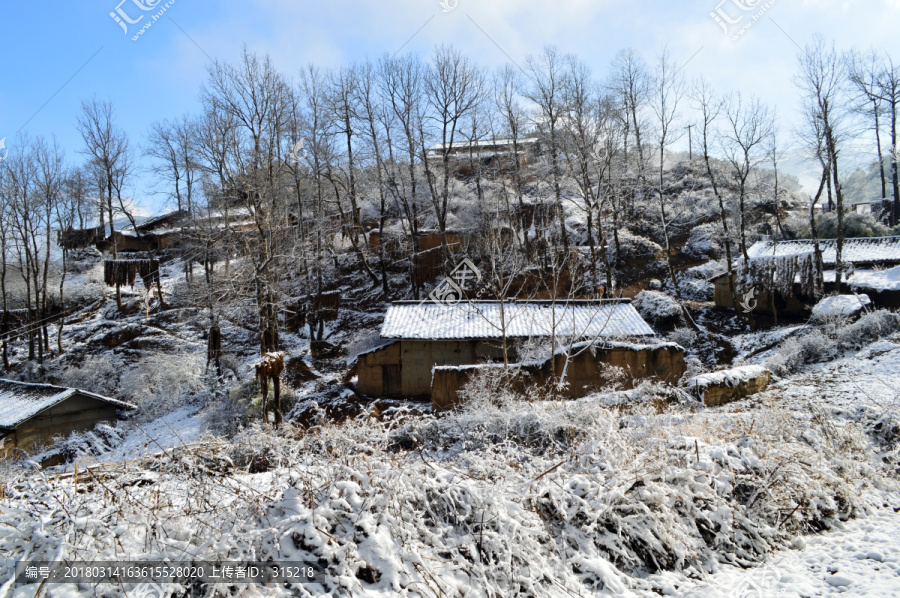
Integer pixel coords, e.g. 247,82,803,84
847,200,882,215
425,137,539,158
0,379,135,458
110,210,191,252
357,300,685,407
712,237,900,312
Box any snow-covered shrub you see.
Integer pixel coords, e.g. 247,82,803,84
219,353,243,379
768,310,900,375
816,211,892,239
49,424,125,461
673,277,714,302
229,378,262,410
117,351,207,421
56,353,127,398
633,290,682,329
0,381,893,597
202,391,251,437
684,223,723,259
610,229,663,262
666,261,720,302
669,328,703,380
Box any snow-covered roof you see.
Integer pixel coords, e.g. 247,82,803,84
380,300,656,340
0,379,135,429
847,266,900,292
747,237,900,266
426,137,538,153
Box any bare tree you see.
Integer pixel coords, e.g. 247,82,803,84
493,64,532,256
357,59,393,296
201,46,291,363
874,55,900,226
797,36,850,286
608,48,651,207
325,64,381,287
693,77,739,309
379,54,427,298
559,56,605,292
0,162,11,368
77,99,128,254
147,115,199,214
848,49,889,216
722,93,774,260
649,48,687,300
525,46,572,251
54,166,88,353
421,46,483,254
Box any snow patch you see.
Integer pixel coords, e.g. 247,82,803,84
688,365,769,390
812,295,872,319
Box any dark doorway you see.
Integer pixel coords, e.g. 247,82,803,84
382,365,401,397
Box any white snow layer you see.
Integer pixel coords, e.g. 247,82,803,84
847,266,900,292
381,301,655,340
688,365,769,390
812,295,872,319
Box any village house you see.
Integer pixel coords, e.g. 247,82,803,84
0,379,135,458
713,236,900,313
425,137,539,159
357,300,685,408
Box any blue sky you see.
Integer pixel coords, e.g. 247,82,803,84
2,0,900,215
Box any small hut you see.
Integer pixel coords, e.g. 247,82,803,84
57,225,106,250
357,300,685,405
0,379,135,458
712,237,900,313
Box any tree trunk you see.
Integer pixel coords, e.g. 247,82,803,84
273,376,282,427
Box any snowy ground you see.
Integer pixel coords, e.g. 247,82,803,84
661,498,900,597
3,250,900,597
656,330,900,598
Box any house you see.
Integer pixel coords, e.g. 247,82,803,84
847,200,883,215
102,208,265,253
357,300,685,406
712,237,900,312
425,137,539,159
101,210,190,252
0,379,135,458
57,225,106,250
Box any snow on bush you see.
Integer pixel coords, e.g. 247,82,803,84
116,351,208,422
55,353,127,398
768,310,900,376
633,290,682,328
610,230,663,262
1,375,893,597
684,223,722,260
665,262,721,302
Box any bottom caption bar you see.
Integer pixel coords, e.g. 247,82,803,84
15,561,323,584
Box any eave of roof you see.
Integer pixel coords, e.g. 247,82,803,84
380,300,656,341
0,379,136,430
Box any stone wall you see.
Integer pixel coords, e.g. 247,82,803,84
689,365,771,407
